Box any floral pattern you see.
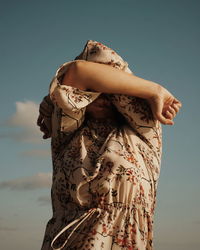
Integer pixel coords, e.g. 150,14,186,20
39,40,162,250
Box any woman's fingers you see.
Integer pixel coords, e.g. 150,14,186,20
39,122,47,133
173,98,182,106
164,110,174,120
37,115,52,139
163,104,178,122
149,96,174,125
168,106,176,117
148,91,182,126
37,112,52,139
158,114,174,125
165,102,181,119
155,103,174,125
40,123,50,139
37,114,43,126
172,102,181,113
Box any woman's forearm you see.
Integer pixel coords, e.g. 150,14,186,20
61,60,182,125
62,60,160,99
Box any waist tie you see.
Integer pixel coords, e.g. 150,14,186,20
51,207,102,250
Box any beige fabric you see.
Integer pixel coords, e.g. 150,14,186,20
74,40,133,74
38,40,162,250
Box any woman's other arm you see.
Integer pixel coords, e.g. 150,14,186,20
62,60,182,125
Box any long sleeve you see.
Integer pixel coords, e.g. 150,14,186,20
109,93,162,160
49,61,101,138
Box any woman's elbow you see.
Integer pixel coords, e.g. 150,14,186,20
62,60,88,90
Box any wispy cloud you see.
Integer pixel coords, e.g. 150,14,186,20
37,195,51,206
192,220,200,225
0,173,52,191
1,100,44,143
20,149,51,158
0,226,18,231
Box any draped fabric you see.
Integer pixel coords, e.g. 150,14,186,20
38,40,162,250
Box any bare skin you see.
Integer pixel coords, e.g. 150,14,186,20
37,60,182,138
62,60,182,125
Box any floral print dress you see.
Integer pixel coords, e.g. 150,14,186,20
39,59,162,250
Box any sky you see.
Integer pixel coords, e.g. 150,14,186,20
0,0,199,249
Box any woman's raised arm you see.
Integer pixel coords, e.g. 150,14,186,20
63,60,160,99
62,60,182,125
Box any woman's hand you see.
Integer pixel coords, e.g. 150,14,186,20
62,61,182,125
37,114,52,139
37,95,53,139
147,85,182,125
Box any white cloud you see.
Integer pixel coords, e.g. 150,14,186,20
8,101,39,128
0,172,52,190
2,100,45,143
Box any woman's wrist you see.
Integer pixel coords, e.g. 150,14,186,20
145,82,162,100
130,77,161,100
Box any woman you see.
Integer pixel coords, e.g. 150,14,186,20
37,40,182,250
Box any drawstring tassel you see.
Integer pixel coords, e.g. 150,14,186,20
51,208,101,250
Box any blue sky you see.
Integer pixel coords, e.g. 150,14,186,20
0,0,199,249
